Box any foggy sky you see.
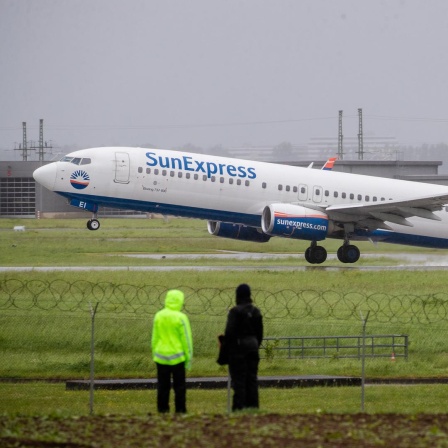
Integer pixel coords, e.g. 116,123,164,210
1,0,448,160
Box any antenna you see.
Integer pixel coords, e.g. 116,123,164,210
28,119,52,161
338,110,343,160
358,108,364,160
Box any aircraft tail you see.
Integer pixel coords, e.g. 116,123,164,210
321,157,337,171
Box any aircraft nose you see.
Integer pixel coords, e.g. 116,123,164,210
33,163,57,191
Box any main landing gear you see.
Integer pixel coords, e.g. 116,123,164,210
305,235,361,265
304,241,327,264
336,243,360,263
86,214,100,231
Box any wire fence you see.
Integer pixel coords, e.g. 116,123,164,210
3,279,448,416
2,278,448,323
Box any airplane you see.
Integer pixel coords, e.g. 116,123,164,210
32,147,448,264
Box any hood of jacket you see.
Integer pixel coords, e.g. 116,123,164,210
164,289,184,311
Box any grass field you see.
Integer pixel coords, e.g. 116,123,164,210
2,218,448,380
2,217,448,444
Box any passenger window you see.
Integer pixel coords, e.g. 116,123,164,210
203,175,207,181
194,174,198,180
373,196,377,202
162,170,167,176
334,191,338,198
178,172,182,178
211,176,216,182
262,182,267,189
138,167,143,173
286,185,290,192
324,190,329,196
301,187,306,193
245,180,249,186
186,173,191,179
342,192,346,199
358,194,362,200
278,185,283,191
154,169,159,175
365,195,370,201
237,179,241,185
350,193,354,199
220,177,224,183
293,186,298,193
170,171,175,177
229,178,234,185
146,168,151,174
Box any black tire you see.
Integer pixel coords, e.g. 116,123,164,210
312,246,327,264
304,247,313,263
87,219,100,231
341,244,360,263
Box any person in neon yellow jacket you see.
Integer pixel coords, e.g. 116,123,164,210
151,289,193,413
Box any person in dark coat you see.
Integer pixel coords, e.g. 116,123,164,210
224,283,263,411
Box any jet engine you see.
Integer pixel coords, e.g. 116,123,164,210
261,203,330,241
207,221,271,242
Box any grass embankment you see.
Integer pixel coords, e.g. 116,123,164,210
2,383,448,415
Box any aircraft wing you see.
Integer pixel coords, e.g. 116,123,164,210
323,192,448,229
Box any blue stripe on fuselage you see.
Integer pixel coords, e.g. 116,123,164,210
354,229,448,249
57,191,261,227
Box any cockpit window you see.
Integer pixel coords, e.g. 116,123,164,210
60,156,91,165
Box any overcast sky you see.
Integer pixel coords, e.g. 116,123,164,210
1,0,448,159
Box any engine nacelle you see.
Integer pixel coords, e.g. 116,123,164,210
207,221,271,243
261,203,329,241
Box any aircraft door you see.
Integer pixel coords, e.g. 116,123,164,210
313,185,323,203
114,152,130,184
298,184,308,201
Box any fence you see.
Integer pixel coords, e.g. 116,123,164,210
2,279,448,323
2,279,447,416
262,334,409,360
1,279,447,381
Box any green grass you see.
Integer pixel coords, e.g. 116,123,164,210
2,218,448,406
1,217,444,267
1,382,448,415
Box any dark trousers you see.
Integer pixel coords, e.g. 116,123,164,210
228,351,259,411
156,362,187,413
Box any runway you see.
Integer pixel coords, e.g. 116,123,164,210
2,252,448,271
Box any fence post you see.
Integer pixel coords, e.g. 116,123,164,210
89,302,99,416
359,310,370,413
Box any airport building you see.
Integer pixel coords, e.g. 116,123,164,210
1,159,448,218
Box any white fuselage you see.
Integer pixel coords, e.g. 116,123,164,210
33,147,448,249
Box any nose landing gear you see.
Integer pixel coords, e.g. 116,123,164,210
86,214,100,231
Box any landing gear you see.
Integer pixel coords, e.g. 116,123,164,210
87,216,100,231
304,242,327,264
337,243,360,263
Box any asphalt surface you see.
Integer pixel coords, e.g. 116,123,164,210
2,252,448,271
